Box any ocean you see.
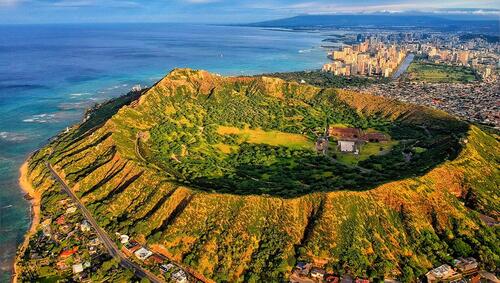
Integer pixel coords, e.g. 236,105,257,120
0,23,328,280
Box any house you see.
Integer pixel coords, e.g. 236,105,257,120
316,137,329,154
59,247,78,259
41,219,52,238
326,275,340,283
295,262,312,276
88,238,100,246
56,215,65,225
310,268,326,280
470,271,500,283
72,263,84,274
338,140,358,153
160,263,175,274
453,257,479,274
122,240,141,256
56,260,68,270
66,206,77,214
134,247,153,261
172,269,188,283
329,127,363,139
355,278,370,283
119,234,130,244
147,254,165,265
80,220,92,232
426,264,461,283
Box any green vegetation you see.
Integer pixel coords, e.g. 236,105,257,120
263,70,386,88
22,69,499,283
334,141,398,165
143,77,465,197
406,61,479,83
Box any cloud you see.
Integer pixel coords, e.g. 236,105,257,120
32,0,141,8
184,0,220,3
0,0,20,6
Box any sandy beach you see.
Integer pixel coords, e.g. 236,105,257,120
11,160,40,283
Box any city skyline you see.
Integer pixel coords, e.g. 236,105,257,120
0,0,499,24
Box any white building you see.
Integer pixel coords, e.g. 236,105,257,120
426,264,460,283
134,247,153,261
72,263,84,274
338,140,357,152
120,234,130,244
172,270,188,283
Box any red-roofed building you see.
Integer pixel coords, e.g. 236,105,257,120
56,215,65,225
147,254,165,265
355,278,370,283
326,275,340,283
329,127,363,140
59,246,78,259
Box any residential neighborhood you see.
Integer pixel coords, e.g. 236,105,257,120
291,257,499,283
353,81,499,128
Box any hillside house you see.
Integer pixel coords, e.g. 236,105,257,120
160,263,175,274
119,234,130,244
147,254,165,265
326,275,340,283
122,240,141,256
172,269,188,283
59,247,78,259
338,140,359,153
310,268,326,280
134,247,153,261
80,220,92,232
329,127,363,139
72,263,84,274
295,262,312,276
316,137,329,154
453,257,479,274
471,271,500,283
426,264,461,283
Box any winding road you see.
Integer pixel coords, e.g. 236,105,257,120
46,162,165,283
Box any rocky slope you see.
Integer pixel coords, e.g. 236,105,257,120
22,69,499,282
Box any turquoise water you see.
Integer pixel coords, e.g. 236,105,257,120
0,23,327,280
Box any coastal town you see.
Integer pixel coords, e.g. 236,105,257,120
14,163,197,283
322,32,499,82
352,81,499,128
319,31,499,128
289,257,499,283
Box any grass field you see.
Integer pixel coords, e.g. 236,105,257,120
406,61,478,83
334,141,398,165
217,125,313,150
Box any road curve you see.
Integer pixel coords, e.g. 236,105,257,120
45,162,165,283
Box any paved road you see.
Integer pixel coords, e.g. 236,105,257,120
46,162,165,283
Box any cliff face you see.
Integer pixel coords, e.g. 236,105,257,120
23,69,499,282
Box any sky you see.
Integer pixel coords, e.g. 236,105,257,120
0,0,499,24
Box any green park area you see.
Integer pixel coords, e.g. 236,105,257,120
216,126,313,150
333,140,399,166
406,61,478,83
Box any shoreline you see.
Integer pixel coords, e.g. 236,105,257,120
11,160,41,283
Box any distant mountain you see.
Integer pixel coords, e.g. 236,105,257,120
247,14,499,32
